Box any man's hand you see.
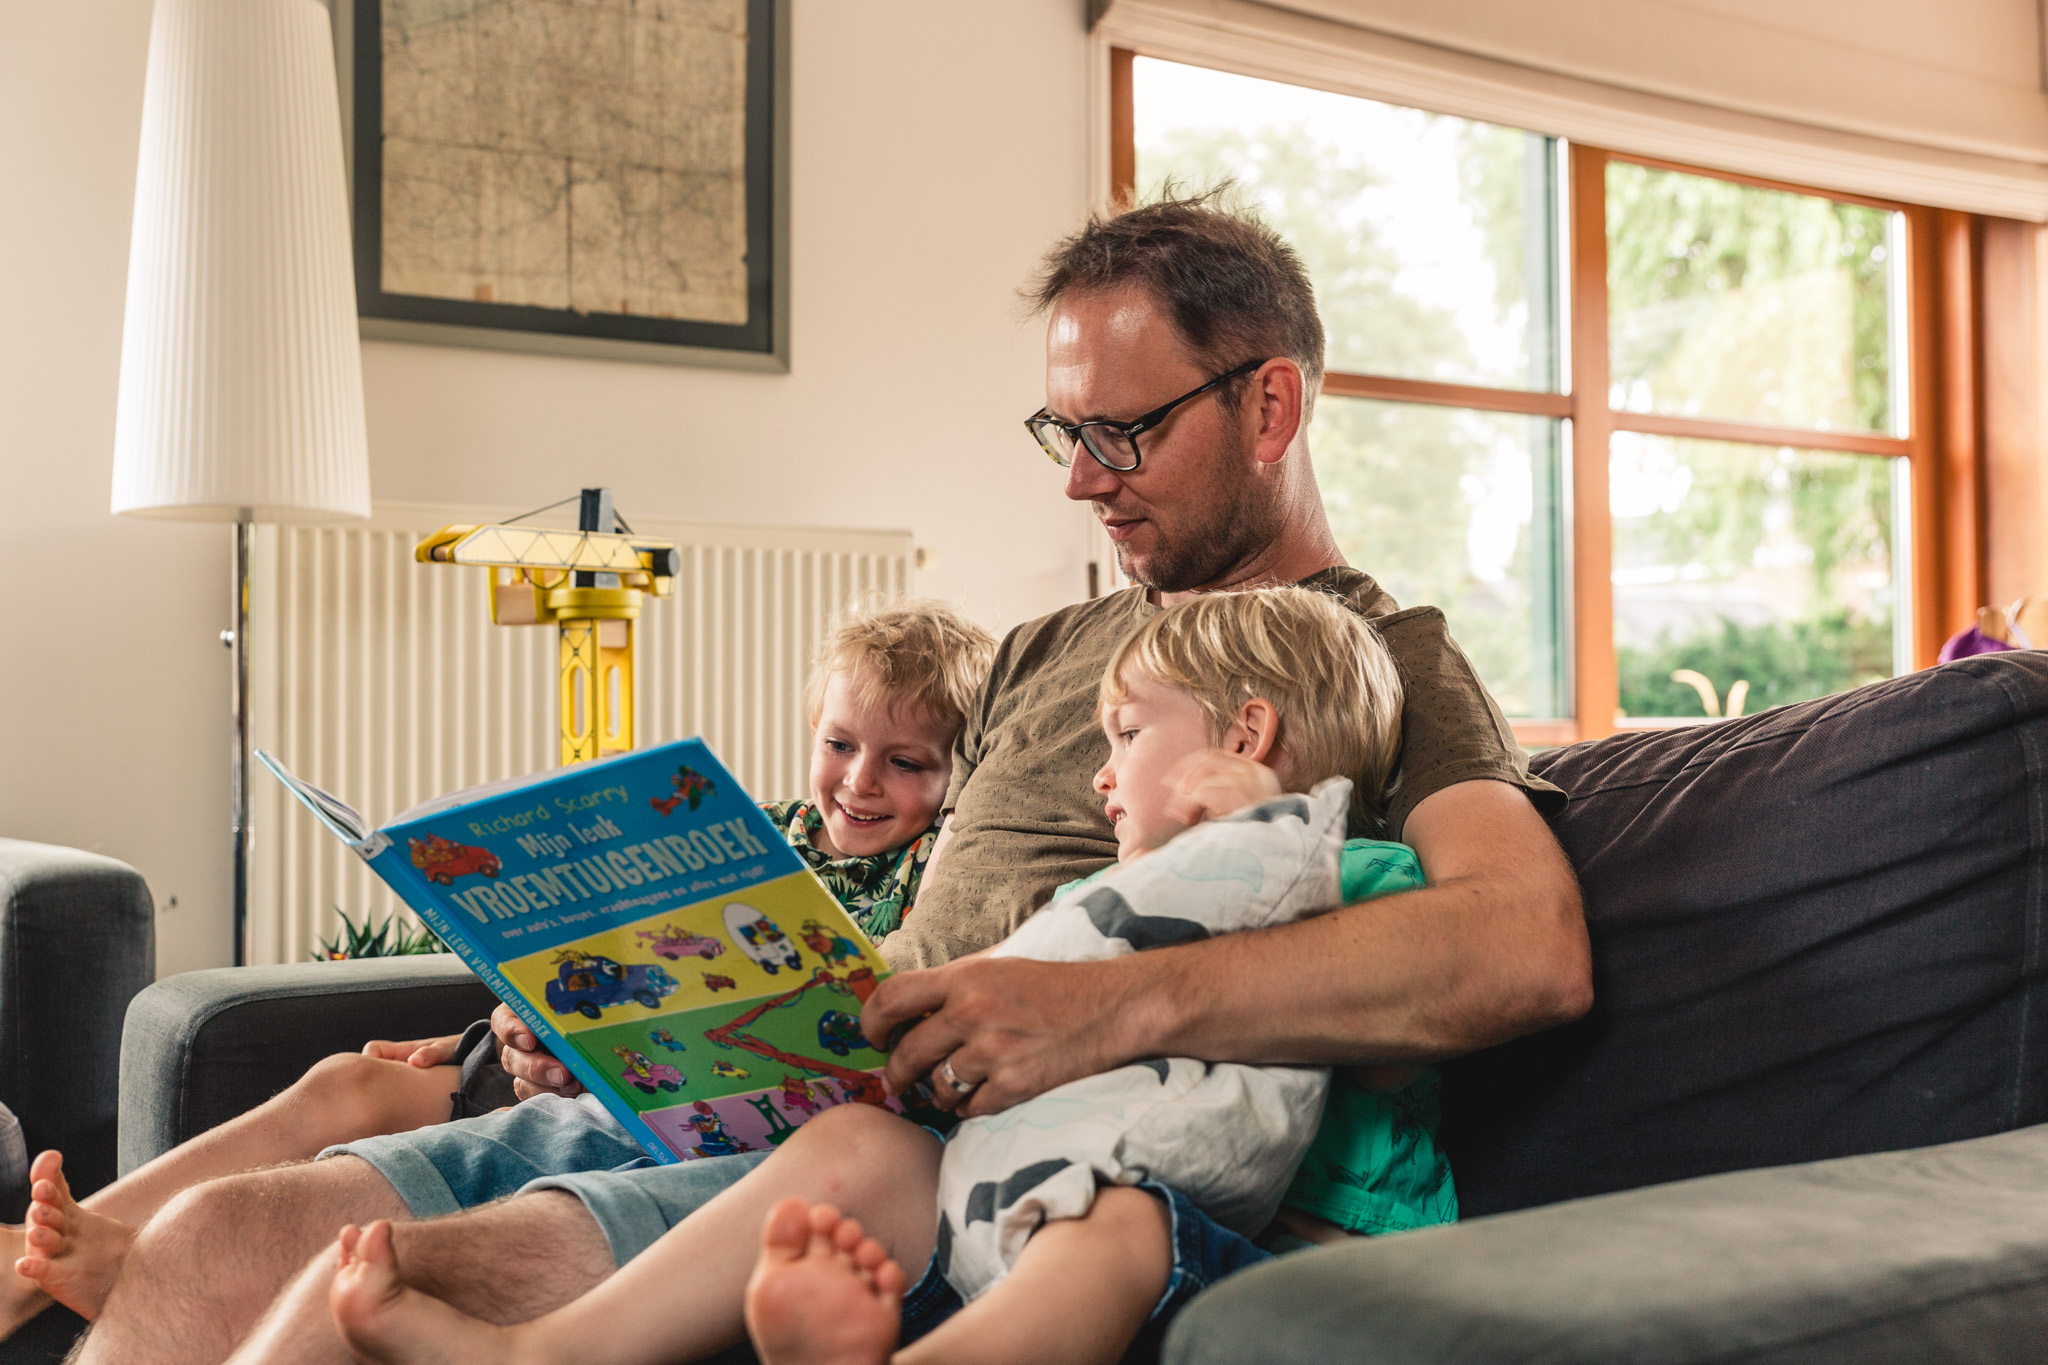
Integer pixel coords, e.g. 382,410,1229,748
492,1002,585,1101
361,1034,464,1068
861,955,1164,1118
1161,750,1283,827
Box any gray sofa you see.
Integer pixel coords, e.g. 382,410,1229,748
0,840,154,1211
99,652,2048,1361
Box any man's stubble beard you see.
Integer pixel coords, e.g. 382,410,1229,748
1115,423,1280,594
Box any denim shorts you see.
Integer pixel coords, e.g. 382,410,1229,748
320,1095,768,1265
898,1181,1275,1345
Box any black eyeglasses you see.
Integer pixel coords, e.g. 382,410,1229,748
1024,358,1268,472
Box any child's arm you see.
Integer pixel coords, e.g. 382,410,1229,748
360,1034,465,1068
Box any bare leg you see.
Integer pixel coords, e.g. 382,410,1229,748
0,1053,454,1339
233,1186,614,1365
746,1186,1172,1365
69,1155,411,1365
325,1104,942,1365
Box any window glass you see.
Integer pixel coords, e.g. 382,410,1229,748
1133,57,1558,391
1313,396,1567,717
1607,163,1903,435
1611,435,1901,719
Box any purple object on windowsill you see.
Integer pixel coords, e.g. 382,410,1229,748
1938,627,2018,664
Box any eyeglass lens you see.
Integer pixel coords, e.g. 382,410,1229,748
1080,425,1139,470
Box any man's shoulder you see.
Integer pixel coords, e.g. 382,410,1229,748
989,588,1150,676
1296,566,1399,620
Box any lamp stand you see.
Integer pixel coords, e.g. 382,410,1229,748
229,511,253,966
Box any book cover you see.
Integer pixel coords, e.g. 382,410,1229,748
260,740,921,1163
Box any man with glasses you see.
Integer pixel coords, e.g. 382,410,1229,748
71,194,1591,1364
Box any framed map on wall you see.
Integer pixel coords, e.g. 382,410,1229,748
343,0,787,370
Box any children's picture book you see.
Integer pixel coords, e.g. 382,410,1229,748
259,740,927,1163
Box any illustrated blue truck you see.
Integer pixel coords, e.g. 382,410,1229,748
545,954,680,1019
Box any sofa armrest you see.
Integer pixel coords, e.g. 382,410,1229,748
117,957,498,1175
1165,1123,2048,1364
0,839,153,1203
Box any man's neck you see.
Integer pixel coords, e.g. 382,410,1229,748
1153,518,1347,609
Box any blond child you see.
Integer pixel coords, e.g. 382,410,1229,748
6,599,993,1345
321,586,1453,1365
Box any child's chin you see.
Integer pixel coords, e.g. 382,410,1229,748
828,820,898,857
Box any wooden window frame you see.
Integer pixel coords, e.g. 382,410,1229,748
1112,52,1966,748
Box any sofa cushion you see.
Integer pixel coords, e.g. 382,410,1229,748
1442,653,2048,1216
1164,1123,2048,1365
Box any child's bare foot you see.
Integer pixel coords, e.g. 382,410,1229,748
12,1150,134,1321
745,1199,907,1365
329,1220,519,1365
0,1222,50,1341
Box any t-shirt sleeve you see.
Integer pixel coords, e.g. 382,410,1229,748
1375,606,1566,840
942,628,1006,812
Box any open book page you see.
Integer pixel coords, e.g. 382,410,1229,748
254,751,372,844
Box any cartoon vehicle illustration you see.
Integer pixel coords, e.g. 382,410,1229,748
612,1046,684,1094
815,1009,873,1058
635,924,726,961
702,972,738,992
798,920,862,965
407,834,501,885
648,1028,685,1053
710,1060,750,1079
722,902,802,975
683,1100,751,1157
543,953,680,1020
651,765,716,816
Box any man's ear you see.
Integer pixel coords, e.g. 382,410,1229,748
1250,361,1304,467
1229,697,1280,764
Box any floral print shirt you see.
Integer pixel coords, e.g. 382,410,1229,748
758,799,942,942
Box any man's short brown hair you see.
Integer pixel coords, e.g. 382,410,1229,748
804,598,997,740
1101,587,1403,835
1025,187,1325,414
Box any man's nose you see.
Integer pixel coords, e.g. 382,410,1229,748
1063,449,1120,503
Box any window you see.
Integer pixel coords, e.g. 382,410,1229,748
1123,54,1933,741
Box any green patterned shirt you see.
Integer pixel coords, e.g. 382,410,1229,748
758,799,942,942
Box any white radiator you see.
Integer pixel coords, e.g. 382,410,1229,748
246,502,913,965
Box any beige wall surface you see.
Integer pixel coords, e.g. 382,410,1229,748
0,0,1095,976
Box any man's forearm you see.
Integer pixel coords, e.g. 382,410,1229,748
1102,867,1590,1070
867,779,1592,1117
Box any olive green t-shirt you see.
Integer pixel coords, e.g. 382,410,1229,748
881,567,1565,970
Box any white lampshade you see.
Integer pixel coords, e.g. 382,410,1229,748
112,0,370,523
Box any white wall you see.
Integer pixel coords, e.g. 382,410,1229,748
0,1,1097,976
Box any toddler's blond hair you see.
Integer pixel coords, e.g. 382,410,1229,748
1101,587,1404,834
804,598,998,741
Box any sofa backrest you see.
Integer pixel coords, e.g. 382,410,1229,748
1441,653,2048,1217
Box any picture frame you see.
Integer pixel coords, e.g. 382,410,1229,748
336,0,790,372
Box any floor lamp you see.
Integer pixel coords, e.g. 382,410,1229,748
111,0,371,966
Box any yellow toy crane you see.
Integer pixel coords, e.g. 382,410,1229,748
415,489,678,765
